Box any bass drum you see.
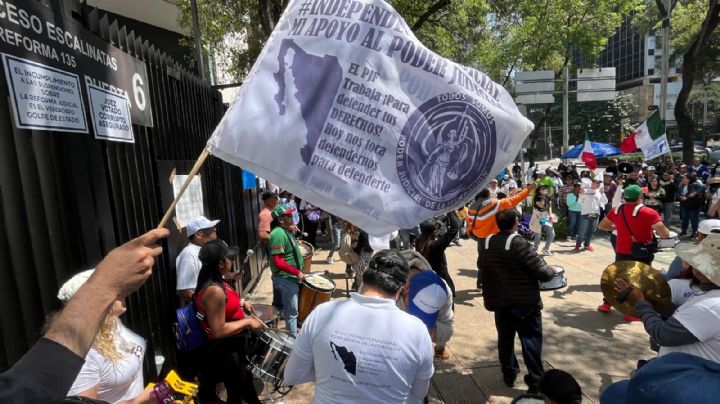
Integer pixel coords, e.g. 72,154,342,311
298,273,336,324
247,331,294,384
539,265,567,290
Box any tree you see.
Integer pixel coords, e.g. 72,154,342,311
670,0,720,162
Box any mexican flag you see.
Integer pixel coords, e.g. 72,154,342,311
635,110,665,148
581,133,597,169
635,110,670,160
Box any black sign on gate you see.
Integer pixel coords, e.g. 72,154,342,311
0,0,153,127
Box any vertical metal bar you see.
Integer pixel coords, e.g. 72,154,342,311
191,0,205,80
563,66,569,154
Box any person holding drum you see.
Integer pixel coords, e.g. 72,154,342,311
284,250,434,403
194,239,264,404
479,209,555,395
269,204,305,338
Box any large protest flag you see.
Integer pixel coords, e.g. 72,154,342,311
206,0,534,235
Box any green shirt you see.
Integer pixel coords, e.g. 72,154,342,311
269,227,303,280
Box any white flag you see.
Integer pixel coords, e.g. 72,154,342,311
642,134,671,160
207,0,534,235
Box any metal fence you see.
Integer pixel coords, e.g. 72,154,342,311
0,0,264,378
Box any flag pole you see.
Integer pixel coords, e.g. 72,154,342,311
157,146,211,229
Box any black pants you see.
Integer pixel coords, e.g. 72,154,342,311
494,308,544,388
476,238,484,289
199,334,260,404
434,265,456,297
304,219,319,248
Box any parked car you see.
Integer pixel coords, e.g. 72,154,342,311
707,146,720,163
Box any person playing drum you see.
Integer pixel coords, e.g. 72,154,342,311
195,239,264,404
269,204,305,338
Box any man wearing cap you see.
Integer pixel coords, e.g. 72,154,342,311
613,233,720,365
399,250,454,360
479,209,555,394
598,185,670,319
269,204,305,338
176,215,220,304
664,219,720,280
284,250,434,403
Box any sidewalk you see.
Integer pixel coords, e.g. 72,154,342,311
247,233,678,403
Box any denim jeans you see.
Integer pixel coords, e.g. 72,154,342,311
327,224,342,257
494,308,544,388
680,206,700,236
533,224,555,251
576,214,599,248
273,276,299,338
662,202,675,227
567,210,580,237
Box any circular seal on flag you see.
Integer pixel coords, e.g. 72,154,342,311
396,93,497,210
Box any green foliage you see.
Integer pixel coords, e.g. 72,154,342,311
169,0,643,84
531,93,638,144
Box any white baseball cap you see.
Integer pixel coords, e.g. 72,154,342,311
186,216,220,236
698,219,720,235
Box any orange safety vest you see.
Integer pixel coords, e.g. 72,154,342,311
466,188,530,239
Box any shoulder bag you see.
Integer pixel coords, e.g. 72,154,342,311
620,205,657,260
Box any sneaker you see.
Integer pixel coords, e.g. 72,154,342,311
326,256,334,264
585,245,594,252
597,303,612,313
503,373,517,388
574,246,581,252
624,314,641,322
434,348,451,360
542,249,554,256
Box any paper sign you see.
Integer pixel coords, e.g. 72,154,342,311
172,175,204,228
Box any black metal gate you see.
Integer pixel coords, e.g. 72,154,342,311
0,0,264,379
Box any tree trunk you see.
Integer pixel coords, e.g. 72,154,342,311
675,1,720,163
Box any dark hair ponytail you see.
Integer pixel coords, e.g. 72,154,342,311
194,260,224,296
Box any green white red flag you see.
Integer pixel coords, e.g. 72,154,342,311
581,133,597,170
635,110,670,160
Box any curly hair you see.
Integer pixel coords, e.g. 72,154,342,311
93,314,122,363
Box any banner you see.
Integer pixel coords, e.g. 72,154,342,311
207,0,534,235
642,134,670,161
0,0,153,127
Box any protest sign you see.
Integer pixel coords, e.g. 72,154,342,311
207,0,534,234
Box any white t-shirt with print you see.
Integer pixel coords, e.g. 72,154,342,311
68,321,146,403
284,292,434,403
669,279,702,306
176,243,201,290
659,289,720,364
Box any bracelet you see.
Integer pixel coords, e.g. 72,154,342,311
152,380,174,404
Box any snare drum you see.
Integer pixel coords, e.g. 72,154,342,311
539,265,567,290
298,273,336,323
247,331,294,383
251,304,279,328
298,240,314,273
656,231,680,249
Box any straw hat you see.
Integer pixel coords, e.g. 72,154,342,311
707,177,720,185
674,233,720,285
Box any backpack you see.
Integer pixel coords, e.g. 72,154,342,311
338,231,360,265
173,300,207,352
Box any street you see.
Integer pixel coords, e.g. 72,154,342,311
249,232,677,403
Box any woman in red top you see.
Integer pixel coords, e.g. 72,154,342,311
195,239,263,404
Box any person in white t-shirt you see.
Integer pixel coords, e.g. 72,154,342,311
615,233,720,364
59,270,152,404
175,215,220,304
284,250,434,403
